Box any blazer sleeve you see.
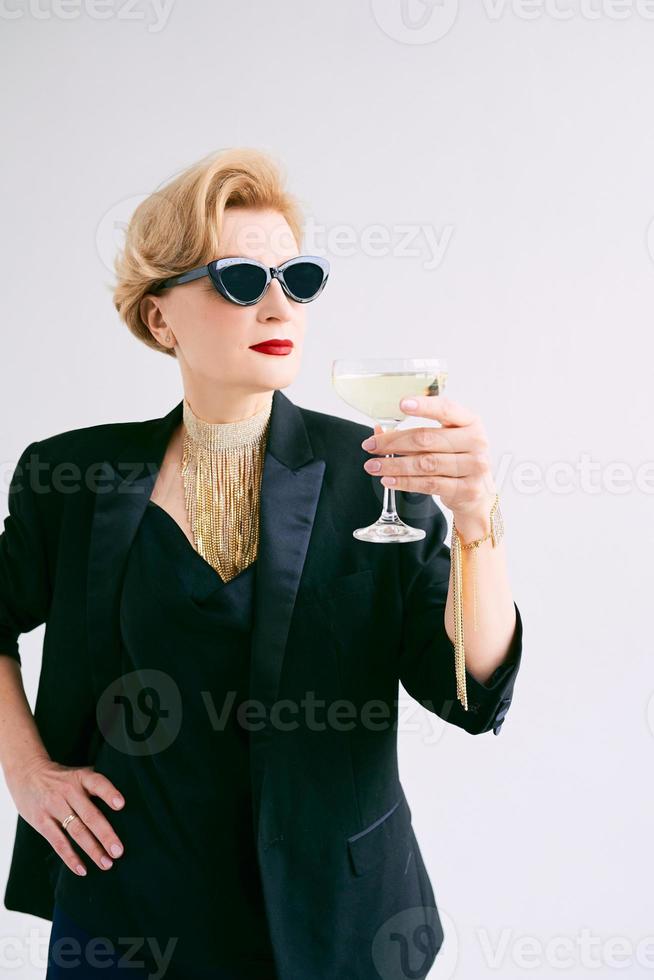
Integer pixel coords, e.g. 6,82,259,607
396,492,523,736
0,440,52,666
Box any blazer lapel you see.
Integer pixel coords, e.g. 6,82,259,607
85,389,326,789
248,400,326,832
86,398,184,752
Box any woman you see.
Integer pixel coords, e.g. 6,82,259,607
0,148,524,980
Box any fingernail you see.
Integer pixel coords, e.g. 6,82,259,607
401,398,417,410
101,857,113,869
361,436,376,450
76,865,87,876
112,797,124,808
382,476,397,485
110,844,123,857
364,459,381,472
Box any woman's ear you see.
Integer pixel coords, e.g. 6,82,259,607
140,294,160,330
140,294,169,345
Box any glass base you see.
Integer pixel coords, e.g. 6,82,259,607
353,517,426,543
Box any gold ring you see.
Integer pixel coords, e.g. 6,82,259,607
61,813,77,832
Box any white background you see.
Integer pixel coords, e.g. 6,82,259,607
1,1,651,977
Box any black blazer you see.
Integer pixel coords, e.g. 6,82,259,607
1,388,523,979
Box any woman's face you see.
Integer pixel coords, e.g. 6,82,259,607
141,207,306,402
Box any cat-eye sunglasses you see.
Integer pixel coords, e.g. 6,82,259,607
152,255,330,307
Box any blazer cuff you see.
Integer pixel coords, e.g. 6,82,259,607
457,601,524,735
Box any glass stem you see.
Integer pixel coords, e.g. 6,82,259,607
380,452,399,522
377,417,401,523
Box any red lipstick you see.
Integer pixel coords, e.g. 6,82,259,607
249,339,294,356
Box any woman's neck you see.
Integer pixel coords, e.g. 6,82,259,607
181,387,274,424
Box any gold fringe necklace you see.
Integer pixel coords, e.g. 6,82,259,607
180,395,273,584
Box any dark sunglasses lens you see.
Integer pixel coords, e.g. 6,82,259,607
282,262,325,300
219,263,268,303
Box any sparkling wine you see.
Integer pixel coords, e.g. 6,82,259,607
332,370,447,422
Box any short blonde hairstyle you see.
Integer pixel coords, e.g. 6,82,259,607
113,147,306,357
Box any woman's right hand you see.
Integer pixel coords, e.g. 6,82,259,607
6,756,126,876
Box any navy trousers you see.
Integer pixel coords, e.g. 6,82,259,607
46,904,278,980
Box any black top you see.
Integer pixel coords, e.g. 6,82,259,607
53,500,277,977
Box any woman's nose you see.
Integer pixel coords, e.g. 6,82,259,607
262,278,292,315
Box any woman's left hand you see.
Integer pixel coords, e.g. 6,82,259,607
360,394,497,530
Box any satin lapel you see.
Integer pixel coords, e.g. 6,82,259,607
86,398,185,746
248,411,326,834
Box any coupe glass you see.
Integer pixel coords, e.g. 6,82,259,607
332,357,448,543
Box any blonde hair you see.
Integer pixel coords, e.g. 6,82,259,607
113,147,306,357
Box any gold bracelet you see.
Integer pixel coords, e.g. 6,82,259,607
451,494,504,710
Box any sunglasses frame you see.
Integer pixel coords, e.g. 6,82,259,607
152,254,330,306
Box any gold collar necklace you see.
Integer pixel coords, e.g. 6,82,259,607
180,395,273,584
